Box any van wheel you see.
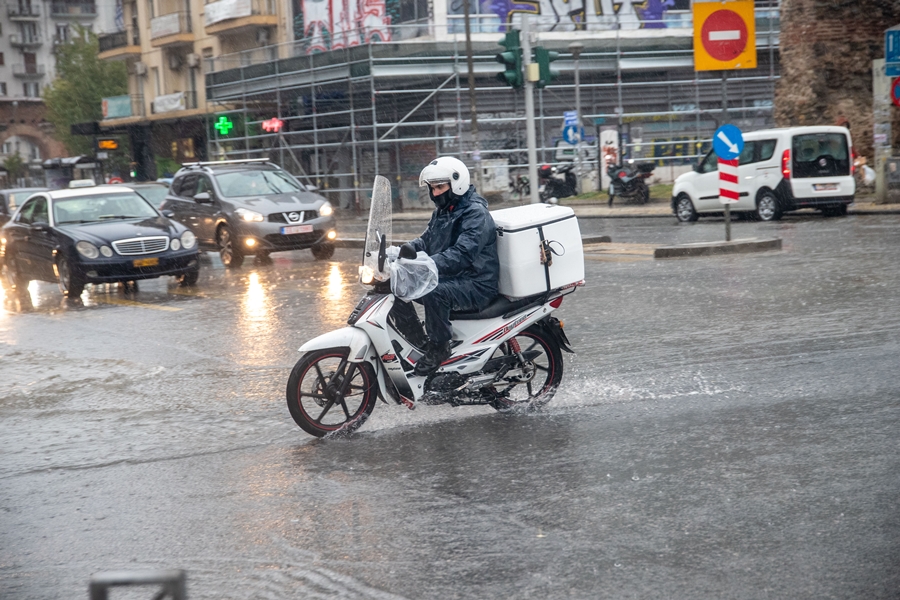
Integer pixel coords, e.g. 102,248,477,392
675,194,698,222
822,205,847,217
755,191,782,222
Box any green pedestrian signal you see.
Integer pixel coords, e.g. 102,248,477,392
495,30,523,89
214,115,234,135
534,47,560,89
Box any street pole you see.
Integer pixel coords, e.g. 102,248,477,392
521,16,540,204
568,42,584,195
463,0,482,190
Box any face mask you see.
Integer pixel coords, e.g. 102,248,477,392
429,186,452,209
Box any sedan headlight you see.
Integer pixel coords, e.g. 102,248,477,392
181,230,196,249
100,246,113,257
235,207,264,222
318,202,334,217
75,241,99,259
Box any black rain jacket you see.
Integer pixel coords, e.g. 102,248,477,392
409,185,499,292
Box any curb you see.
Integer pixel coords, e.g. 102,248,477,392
654,237,782,259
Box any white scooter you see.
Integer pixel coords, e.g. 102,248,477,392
286,176,582,438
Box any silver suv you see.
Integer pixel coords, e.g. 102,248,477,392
161,159,337,267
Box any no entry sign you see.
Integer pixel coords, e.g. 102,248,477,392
693,0,757,71
892,77,900,108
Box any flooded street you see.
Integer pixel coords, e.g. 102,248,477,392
2,214,899,598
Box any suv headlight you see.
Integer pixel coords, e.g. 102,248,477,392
181,230,197,249
235,207,264,222
75,241,99,259
318,202,334,217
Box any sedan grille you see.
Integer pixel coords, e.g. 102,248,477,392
112,236,170,255
268,211,311,224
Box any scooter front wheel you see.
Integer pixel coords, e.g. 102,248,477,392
286,348,378,438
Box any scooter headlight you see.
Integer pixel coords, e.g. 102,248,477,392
359,265,375,285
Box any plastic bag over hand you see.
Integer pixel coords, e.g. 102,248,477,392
389,251,438,301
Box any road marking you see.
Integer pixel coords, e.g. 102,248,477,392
95,297,182,311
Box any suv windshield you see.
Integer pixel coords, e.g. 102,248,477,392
792,133,849,178
54,193,158,224
215,170,305,197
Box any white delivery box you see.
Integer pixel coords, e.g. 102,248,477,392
490,204,585,299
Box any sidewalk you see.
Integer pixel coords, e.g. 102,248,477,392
388,196,900,220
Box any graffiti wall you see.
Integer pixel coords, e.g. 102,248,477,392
295,0,396,52
456,0,684,32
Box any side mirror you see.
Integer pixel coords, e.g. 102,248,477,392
161,209,175,218
305,184,318,192
194,192,212,204
34,221,51,232
694,163,702,173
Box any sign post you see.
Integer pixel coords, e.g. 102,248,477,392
713,124,744,242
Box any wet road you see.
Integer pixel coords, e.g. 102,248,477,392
1,214,899,598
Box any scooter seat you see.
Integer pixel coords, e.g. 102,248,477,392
451,293,545,321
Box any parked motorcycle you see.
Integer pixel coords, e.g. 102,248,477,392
539,163,578,202
607,161,655,206
509,173,530,198
286,176,583,438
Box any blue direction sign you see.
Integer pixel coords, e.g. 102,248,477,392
886,29,900,77
713,124,744,160
562,125,580,144
563,110,579,126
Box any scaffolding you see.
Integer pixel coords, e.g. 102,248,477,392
204,6,781,209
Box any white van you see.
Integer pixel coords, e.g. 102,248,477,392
672,126,856,222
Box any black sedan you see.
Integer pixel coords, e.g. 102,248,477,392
1,186,201,298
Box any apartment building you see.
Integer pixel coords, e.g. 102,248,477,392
0,0,97,184
96,0,291,175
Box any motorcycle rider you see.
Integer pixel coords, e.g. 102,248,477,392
390,156,500,376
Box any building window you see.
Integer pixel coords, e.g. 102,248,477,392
56,24,69,43
0,53,4,66
2,142,10,154
23,82,39,97
0,82,6,96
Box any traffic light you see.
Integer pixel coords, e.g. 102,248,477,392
496,30,523,89
534,46,560,89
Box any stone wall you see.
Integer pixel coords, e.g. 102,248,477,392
775,0,900,160
0,100,66,161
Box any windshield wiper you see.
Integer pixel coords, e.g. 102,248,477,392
98,215,144,220
260,172,282,194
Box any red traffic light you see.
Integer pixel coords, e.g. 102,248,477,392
262,118,284,133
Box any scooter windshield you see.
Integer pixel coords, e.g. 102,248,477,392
360,175,392,284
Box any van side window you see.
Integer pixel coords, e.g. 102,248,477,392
758,139,777,162
698,150,718,173
177,174,198,198
738,141,756,165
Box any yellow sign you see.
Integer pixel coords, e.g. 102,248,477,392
693,0,757,71
97,138,119,150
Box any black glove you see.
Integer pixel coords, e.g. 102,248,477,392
399,243,417,260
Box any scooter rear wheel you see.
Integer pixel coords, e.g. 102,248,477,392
286,348,378,437
488,325,563,412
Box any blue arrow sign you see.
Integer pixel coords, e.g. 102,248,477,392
886,30,900,76
713,124,744,160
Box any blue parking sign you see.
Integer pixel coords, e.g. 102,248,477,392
713,124,744,160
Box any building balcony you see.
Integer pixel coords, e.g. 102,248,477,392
98,28,142,59
8,33,43,48
50,2,97,18
150,12,194,47
12,64,46,78
7,4,41,19
204,0,277,36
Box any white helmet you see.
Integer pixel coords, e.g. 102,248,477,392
418,156,470,196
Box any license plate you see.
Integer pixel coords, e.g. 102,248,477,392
133,257,159,267
814,183,838,191
281,224,313,235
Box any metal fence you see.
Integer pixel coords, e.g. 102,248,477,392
204,8,781,208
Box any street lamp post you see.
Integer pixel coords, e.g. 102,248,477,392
567,42,584,194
